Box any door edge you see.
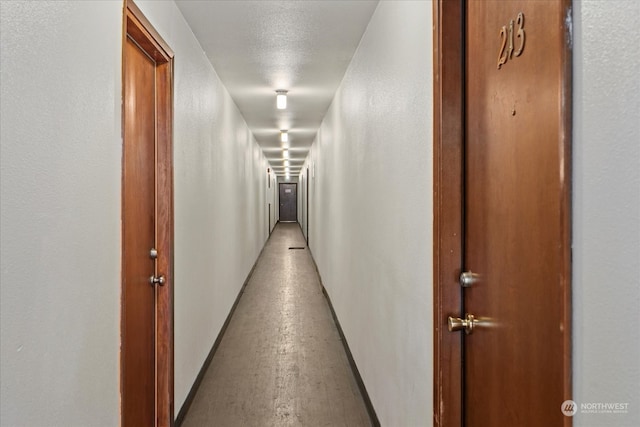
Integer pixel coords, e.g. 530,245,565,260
432,1,464,426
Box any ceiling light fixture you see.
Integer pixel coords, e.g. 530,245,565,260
283,149,289,158
280,130,288,143
284,160,290,167
276,90,287,109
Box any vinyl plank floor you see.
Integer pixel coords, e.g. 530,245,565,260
180,223,372,427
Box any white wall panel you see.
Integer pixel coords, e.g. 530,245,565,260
0,2,122,425
302,2,433,424
572,2,640,426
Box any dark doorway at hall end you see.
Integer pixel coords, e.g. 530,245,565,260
279,182,297,222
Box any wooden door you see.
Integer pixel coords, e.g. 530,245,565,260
279,183,297,222
462,1,572,426
122,34,156,427
122,2,174,426
431,1,572,425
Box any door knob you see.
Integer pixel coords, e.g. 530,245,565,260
149,275,165,286
459,271,481,287
448,313,477,334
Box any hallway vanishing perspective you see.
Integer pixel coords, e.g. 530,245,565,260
2,1,639,426
181,223,371,426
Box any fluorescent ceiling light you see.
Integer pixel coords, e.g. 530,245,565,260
283,149,289,158
276,90,287,109
280,130,288,143
284,160,290,166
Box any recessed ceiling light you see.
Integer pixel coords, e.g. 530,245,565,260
284,160,290,166
283,149,289,158
276,90,287,109
280,130,288,143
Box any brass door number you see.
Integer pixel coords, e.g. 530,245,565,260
497,12,525,69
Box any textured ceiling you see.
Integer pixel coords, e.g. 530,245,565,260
175,0,379,176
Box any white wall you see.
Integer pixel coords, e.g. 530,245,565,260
301,2,433,425
572,2,640,426
133,0,270,415
0,1,271,425
0,2,122,425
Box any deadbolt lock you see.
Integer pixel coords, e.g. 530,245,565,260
459,271,481,287
448,313,477,334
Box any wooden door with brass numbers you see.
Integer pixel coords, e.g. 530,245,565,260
458,1,572,426
122,1,174,426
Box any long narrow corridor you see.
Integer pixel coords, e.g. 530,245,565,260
181,223,371,426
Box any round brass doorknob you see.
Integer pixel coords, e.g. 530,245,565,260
448,313,476,334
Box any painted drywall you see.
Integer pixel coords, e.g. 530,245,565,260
301,2,433,424
302,2,640,426
134,0,271,414
1,0,271,424
0,2,122,425
572,2,640,426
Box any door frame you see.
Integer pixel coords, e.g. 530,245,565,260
432,1,573,426
122,1,175,425
306,167,310,245
432,1,464,425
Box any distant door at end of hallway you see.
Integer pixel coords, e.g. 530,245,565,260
279,183,297,222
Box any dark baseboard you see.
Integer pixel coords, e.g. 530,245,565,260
174,227,378,426
174,232,273,426
306,247,381,427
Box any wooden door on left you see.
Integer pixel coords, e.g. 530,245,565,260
122,2,174,426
